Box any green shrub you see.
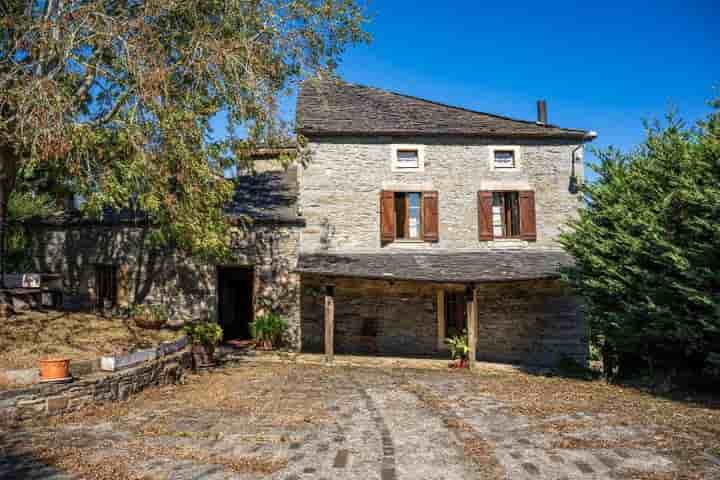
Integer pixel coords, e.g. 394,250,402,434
555,355,599,381
445,330,469,361
183,321,223,347
250,313,288,347
561,103,720,382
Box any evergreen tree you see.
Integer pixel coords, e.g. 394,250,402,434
561,101,720,381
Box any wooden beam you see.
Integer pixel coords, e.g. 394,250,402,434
324,284,335,364
436,290,446,351
466,285,477,370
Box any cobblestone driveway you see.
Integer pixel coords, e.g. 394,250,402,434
1,359,718,479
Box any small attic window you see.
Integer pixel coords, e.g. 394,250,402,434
490,146,521,170
396,150,419,168
494,150,515,168
391,145,425,172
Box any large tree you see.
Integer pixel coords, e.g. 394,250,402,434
561,102,720,382
0,0,368,274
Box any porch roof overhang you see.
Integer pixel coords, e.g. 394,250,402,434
297,250,574,284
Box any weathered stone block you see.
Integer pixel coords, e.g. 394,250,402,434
47,396,69,413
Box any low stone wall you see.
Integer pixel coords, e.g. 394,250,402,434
0,350,190,423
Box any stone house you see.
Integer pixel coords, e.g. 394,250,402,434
27,78,596,366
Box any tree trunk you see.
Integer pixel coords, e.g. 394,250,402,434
0,143,20,289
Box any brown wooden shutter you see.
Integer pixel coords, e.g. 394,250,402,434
519,190,537,241
478,191,494,241
422,191,439,242
380,190,395,244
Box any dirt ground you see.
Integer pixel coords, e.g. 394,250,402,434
1,357,718,479
0,310,181,370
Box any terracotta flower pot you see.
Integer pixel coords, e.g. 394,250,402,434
39,358,72,383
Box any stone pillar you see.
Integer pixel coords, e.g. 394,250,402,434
466,285,477,370
324,284,335,364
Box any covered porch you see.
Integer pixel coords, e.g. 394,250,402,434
298,250,587,368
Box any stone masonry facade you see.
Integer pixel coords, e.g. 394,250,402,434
301,275,587,365
28,222,303,349
300,136,584,252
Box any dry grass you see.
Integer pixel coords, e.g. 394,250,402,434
465,368,720,479
0,310,180,370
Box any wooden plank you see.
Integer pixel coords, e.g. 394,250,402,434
478,191,494,241
519,190,537,241
467,286,477,370
422,191,439,242
380,191,396,244
324,285,335,363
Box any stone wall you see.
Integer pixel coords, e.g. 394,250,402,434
27,222,303,349
301,275,588,366
300,136,584,252
0,350,190,423
301,276,438,356
475,279,588,366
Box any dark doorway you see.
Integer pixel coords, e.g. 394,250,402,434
95,264,118,309
444,291,467,338
217,267,254,341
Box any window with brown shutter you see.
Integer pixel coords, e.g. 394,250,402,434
478,191,494,240
380,191,439,244
478,190,536,241
380,190,396,244
519,190,537,241
422,191,439,242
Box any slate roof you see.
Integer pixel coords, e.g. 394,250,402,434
297,250,574,283
24,166,304,227
226,165,304,226
297,78,590,139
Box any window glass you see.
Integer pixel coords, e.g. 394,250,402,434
492,192,520,237
393,192,422,240
397,150,419,168
407,193,422,239
494,150,515,168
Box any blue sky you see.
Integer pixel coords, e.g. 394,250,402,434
232,1,719,180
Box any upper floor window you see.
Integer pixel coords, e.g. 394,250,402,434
492,192,520,238
478,190,536,241
396,150,420,169
391,145,425,172
490,146,521,171
380,190,438,244
494,150,516,169
394,192,423,239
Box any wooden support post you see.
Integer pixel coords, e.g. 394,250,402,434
324,284,335,364
466,285,477,370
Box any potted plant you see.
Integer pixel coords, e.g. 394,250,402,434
130,303,169,329
445,330,469,369
250,313,288,350
183,321,223,369
39,358,72,383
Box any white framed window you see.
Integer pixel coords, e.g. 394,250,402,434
490,146,521,171
391,144,425,172
397,150,419,169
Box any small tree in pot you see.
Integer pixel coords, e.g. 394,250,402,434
445,330,470,369
183,321,223,369
250,313,288,350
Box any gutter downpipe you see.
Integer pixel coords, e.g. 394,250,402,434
569,131,598,194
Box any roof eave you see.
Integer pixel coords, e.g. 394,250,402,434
297,129,592,141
